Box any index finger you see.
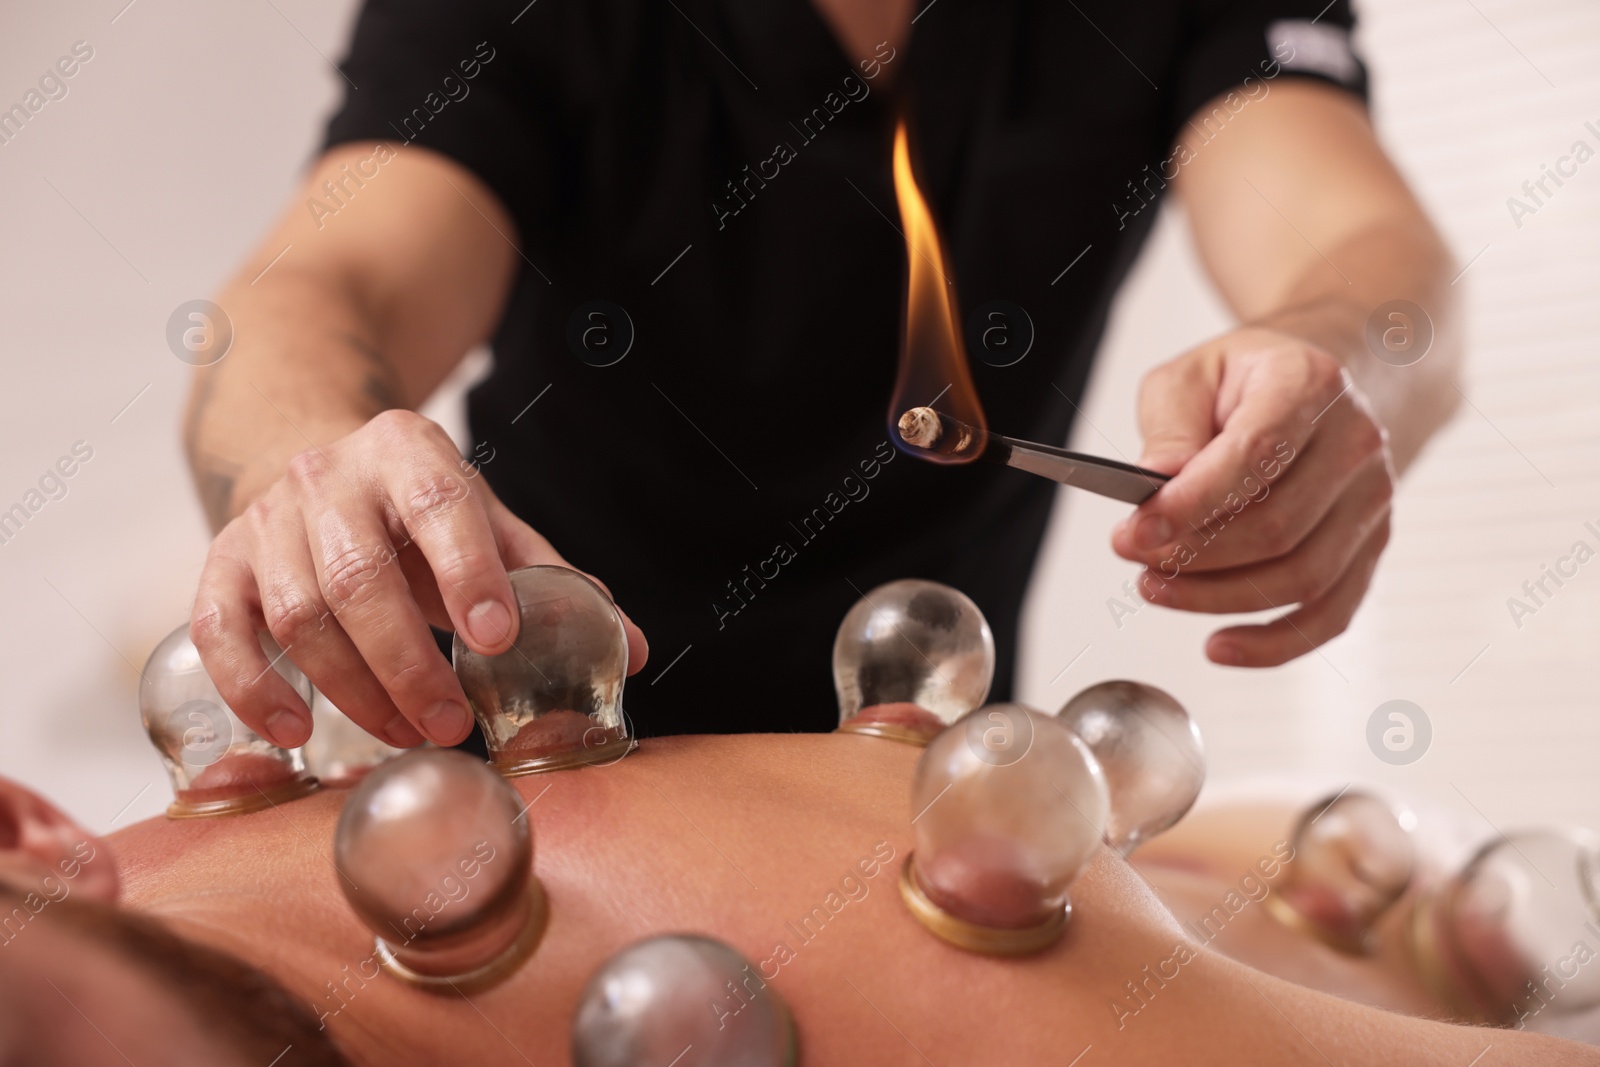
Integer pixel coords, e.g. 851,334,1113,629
379,451,519,658
190,552,316,748
294,463,475,748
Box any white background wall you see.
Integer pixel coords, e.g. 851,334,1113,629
1018,0,1600,842
0,1,1594,849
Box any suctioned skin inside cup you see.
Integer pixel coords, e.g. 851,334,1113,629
907,704,1108,936
916,833,1066,929
179,752,300,802
832,578,994,743
839,702,951,744
454,566,635,775
139,623,318,818
1267,790,1414,955
1412,829,1600,1022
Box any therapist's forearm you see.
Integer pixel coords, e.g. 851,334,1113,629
183,266,399,531
182,143,520,532
1245,218,1459,474
1175,80,1462,474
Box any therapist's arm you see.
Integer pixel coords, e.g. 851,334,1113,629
183,143,647,752
182,144,516,531
1113,80,1461,666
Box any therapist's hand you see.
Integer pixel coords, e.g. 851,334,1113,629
1111,327,1394,667
189,409,650,750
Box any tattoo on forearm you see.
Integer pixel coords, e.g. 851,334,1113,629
341,333,404,413
181,332,402,531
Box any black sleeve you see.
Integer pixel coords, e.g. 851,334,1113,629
321,0,553,246
1167,0,1369,143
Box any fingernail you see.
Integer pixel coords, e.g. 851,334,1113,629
264,709,308,748
466,599,514,649
421,701,471,744
1132,514,1172,550
382,714,421,748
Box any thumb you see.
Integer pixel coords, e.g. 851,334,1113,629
1112,355,1220,558
1134,357,1219,475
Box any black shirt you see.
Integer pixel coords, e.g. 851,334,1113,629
324,0,1366,736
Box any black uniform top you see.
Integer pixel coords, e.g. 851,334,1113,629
324,0,1367,736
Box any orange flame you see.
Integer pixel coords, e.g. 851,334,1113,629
888,119,986,462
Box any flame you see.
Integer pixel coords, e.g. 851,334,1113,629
888,119,986,462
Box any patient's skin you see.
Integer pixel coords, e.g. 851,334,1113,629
1133,801,1447,1017
80,737,1600,1064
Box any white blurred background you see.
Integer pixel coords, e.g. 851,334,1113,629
0,0,1594,857
1019,0,1600,844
